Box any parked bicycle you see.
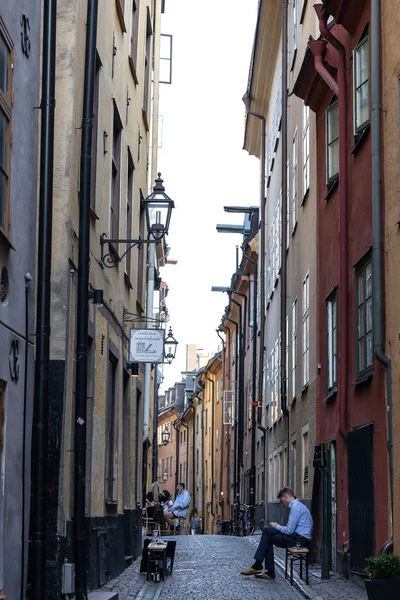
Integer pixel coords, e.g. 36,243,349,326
238,504,255,536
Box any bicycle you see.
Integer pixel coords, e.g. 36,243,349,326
238,504,255,536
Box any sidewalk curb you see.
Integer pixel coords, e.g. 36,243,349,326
136,580,164,600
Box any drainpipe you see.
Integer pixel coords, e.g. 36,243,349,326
313,4,349,438
224,315,239,521
221,324,231,514
30,1,57,597
206,376,215,522
73,2,99,598
231,290,247,469
242,247,257,509
173,418,179,490
371,0,394,537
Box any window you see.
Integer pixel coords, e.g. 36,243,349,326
129,1,140,82
302,273,310,387
143,10,152,123
286,314,289,400
292,129,298,231
302,427,309,495
356,256,373,375
326,99,339,184
111,103,123,240
125,149,134,281
292,298,298,399
302,104,310,197
291,439,297,495
90,55,101,213
196,449,199,474
286,160,290,248
326,290,338,392
293,0,298,55
136,191,145,304
0,20,13,237
353,35,370,133
106,354,118,502
170,456,173,475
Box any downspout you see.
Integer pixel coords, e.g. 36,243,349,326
224,315,239,520
370,0,394,537
201,393,205,532
206,376,215,521
313,4,349,438
221,324,231,512
231,290,247,469
217,329,226,512
282,0,290,488
191,400,196,509
73,2,99,598
242,247,257,508
31,0,57,597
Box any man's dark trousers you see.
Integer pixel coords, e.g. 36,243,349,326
254,527,308,572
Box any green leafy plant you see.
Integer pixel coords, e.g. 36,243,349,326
365,555,400,580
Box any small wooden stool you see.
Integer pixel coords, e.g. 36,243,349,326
174,517,187,535
285,547,309,585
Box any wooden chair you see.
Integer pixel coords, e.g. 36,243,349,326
285,546,310,585
144,506,161,536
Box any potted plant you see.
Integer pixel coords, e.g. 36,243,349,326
364,554,400,599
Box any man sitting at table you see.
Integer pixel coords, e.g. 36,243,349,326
164,482,191,527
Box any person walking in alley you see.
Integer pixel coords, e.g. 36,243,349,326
240,487,313,580
164,482,191,528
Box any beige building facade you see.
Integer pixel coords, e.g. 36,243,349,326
45,0,166,594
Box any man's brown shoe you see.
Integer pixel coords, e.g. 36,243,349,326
255,571,275,580
240,567,262,576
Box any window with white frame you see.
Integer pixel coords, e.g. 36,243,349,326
353,34,370,133
302,273,310,387
303,104,310,196
293,0,298,56
292,129,298,230
356,256,373,375
326,290,338,392
326,99,339,184
292,298,297,399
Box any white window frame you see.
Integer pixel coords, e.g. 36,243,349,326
292,129,298,230
326,291,338,391
292,298,297,399
326,99,339,183
302,272,310,387
293,0,298,54
302,104,310,197
353,36,370,134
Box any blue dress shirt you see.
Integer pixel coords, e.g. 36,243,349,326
171,490,191,518
275,499,313,540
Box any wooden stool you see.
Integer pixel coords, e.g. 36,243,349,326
174,517,187,535
285,547,309,585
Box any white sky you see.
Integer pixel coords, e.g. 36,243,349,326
157,0,260,392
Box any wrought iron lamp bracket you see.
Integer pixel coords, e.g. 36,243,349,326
99,233,159,268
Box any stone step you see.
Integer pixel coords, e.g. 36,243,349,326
88,591,118,600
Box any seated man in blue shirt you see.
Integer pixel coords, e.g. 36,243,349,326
164,482,191,527
241,487,313,580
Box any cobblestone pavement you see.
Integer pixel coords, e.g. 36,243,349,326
103,533,368,600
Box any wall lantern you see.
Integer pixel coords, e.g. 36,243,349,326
162,471,168,483
164,327,178,364
100,173,174,267
162,427,171,445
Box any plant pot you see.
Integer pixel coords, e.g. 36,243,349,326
364,577,400,600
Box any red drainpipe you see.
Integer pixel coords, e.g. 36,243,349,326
310,4,349,438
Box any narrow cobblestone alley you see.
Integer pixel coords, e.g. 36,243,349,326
104,534,368,600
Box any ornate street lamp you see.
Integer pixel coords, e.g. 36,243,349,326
100,173,175,267
164,327,178,364
162,427,171,445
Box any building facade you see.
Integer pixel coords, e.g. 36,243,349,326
0,4,41,598
42,0,166,594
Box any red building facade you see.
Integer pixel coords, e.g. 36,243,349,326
294,0,389,573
